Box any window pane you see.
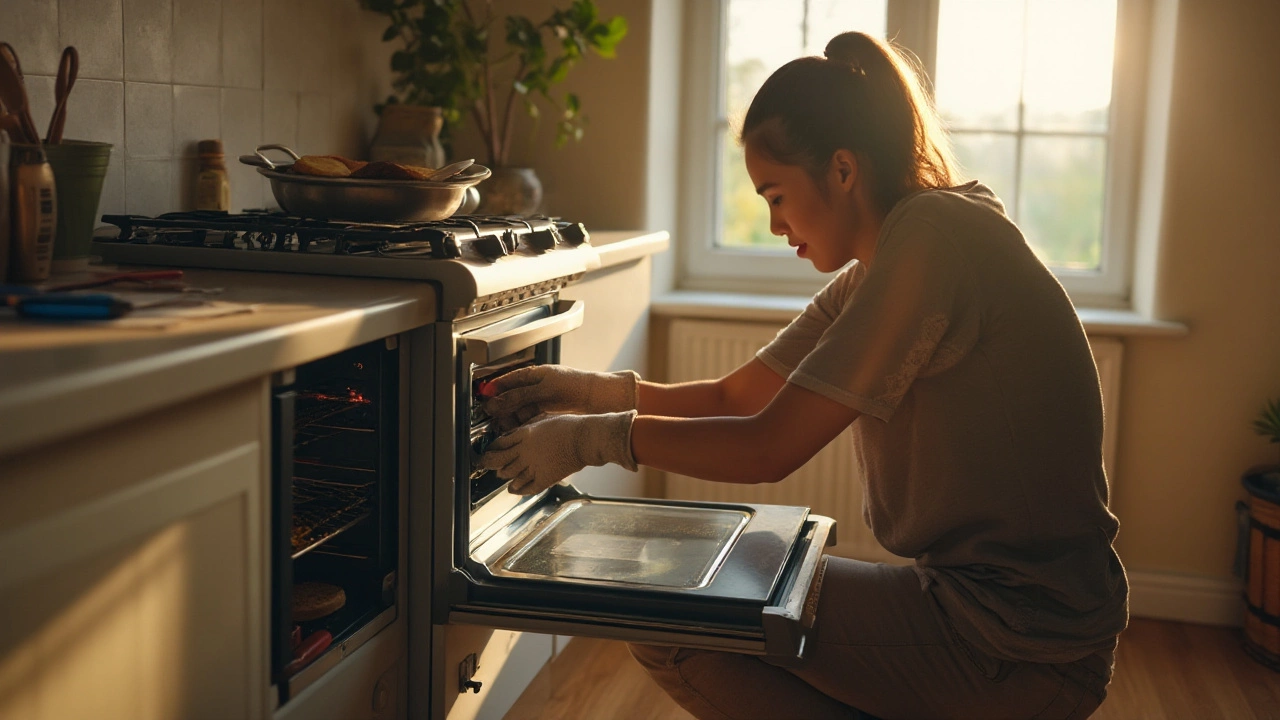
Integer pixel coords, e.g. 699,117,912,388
1017,136,1107,271
720,134,780,248
1023,0,1115,132
804,1,886,55
725,0,804,119
951,132,1018,212
935,0,1024,131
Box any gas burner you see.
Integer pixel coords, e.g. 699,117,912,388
97,211,590,263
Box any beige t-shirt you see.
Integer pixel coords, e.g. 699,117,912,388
757,182,1128,664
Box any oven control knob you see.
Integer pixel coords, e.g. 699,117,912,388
556,222,590,246
524,229,558,253
472,234,509,261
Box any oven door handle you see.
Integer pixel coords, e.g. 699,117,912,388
464,299,584,363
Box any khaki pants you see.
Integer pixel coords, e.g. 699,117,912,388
629,558,1114,720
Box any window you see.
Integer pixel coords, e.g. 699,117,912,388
680,0,1149,306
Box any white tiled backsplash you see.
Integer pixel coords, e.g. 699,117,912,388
0,0,394,216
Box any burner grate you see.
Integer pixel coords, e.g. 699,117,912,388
96,210,589,262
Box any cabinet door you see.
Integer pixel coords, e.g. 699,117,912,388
0,381,268,720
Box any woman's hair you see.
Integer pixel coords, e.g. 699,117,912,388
740,32,958,214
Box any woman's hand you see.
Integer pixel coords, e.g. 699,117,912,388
478,411,638,495
483,366,639,431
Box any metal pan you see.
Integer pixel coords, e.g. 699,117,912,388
239,144,491,223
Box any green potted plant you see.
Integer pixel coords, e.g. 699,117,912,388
362,0,627,215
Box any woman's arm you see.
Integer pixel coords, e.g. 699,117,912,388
631,380,860,484
637,358,787,418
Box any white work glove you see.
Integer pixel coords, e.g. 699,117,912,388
477,410,638,495
482,365,639,431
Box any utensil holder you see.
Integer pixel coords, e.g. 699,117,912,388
44,139,111,272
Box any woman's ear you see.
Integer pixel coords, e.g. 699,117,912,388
829,149,859,191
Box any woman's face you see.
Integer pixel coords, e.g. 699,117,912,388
744,140,877,272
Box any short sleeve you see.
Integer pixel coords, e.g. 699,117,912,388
756,263,866,377
789,214,979,421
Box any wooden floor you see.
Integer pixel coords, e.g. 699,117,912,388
505,618,1280,720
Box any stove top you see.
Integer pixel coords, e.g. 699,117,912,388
92,211,602,319
97,210,589,262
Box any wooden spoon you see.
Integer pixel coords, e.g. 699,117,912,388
0,46,40,144
46,46,78,144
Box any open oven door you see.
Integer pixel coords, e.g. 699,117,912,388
438,296,836,663
445,484,836,663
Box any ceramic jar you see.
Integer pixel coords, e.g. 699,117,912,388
475,167,543,216
369,105,446,170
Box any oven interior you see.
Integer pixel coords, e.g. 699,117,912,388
273,338,399,702
463,348,540,511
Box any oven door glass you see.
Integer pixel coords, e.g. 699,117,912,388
449,485,835,662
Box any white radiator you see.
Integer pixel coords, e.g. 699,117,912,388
661,318,1123,564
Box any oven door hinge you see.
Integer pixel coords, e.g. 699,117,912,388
459,652,482,694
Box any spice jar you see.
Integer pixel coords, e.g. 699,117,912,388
195,139,230,211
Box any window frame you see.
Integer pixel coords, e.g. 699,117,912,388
677,0,1153,308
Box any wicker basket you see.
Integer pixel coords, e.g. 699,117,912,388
1243,468,1280,671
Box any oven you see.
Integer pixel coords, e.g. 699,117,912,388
270,335,405,708
414,291,836,717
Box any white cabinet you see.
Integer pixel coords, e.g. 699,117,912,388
0,381,270,720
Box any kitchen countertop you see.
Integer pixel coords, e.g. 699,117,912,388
0,229,670,459
0,269,437,458
589,230,669,268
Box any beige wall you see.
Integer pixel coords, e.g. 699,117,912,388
1113,0,1280,579
0,0,394,216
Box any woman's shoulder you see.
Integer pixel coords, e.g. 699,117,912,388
893,181,1009,225
878,181,1018,253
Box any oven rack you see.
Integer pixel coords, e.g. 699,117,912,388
294,391,372,428
291,477,374,558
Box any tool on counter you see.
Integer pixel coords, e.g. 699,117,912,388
0,285,131,320
45,46,78,145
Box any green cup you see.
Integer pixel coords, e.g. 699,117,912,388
43,140,112,271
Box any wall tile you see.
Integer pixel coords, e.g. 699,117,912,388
221,87,264,211
176,156,199,210
97,151,128,217
294,0,333,93
124,158,176,215
0,0,61,76
125,81,173,158
262,0,302,92
172,85,220,156
60,79,126,149
172,0,221,86
60,0,125,80
296,92,331,155
123,0,172,83
263,92,298,151
221,0,262,89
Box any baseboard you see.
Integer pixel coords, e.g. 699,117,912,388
1127,570,1245,627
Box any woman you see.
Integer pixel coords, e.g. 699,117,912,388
479,31,1128,720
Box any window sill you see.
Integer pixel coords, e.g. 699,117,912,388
651,291,1189,338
